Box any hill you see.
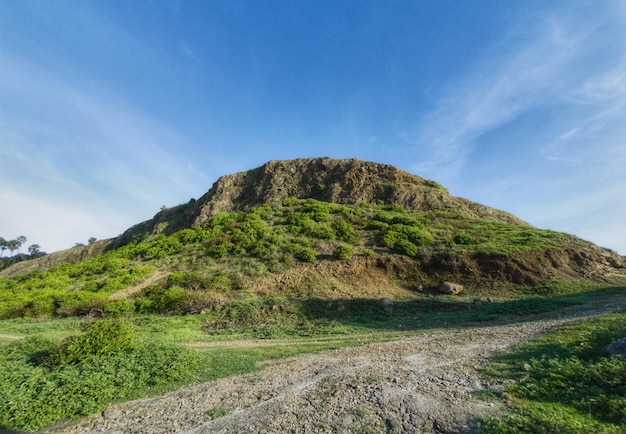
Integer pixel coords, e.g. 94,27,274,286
1,157,625,433
1,157,624,318
116,157,526,243
0,158,626,286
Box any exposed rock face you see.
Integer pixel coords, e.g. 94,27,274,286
192,158,525,226
118,157,526,242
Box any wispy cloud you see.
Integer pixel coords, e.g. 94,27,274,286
404,2,624,179
0,52,209,251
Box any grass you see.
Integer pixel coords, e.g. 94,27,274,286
0,324,210,432
479,313,626,433
0,286,623,431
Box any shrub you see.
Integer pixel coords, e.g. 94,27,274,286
209,275,232,293
301,200,331,222
0,336,206,431
332,219,359,243
453,233,479,245
404,227,433,246
362,248,377,257
393,239,418,256
367,220,389,231
282,197,301,206
373,211,393,223
388,202,405,213
295,247,317,262
333,245,355,260
104,299,136,316
380,230,405,248
46,319,135,367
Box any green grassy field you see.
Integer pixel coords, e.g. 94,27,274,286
1,285,624,432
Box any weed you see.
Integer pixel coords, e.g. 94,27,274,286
205,406,231,420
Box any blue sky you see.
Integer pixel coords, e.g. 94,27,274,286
1,0,625,254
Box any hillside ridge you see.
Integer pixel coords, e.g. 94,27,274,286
1,157,624,283
117,157,526,244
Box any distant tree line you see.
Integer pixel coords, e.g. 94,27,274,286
0,236,45,263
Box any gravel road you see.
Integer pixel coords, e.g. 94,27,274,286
41,302,625,434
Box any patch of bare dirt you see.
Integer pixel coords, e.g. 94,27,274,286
108,271,168,301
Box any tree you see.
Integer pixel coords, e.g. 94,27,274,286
6,239,20,257
28,244,41,257
88,237,97,245
0,237,6,257
16,235,27,254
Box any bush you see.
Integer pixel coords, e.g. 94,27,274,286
46,319,135,367
333,245,355,260
295,247,317,262
332,219,359,243
104,299,136,316
282,197,301,206
362,248,377,258
404,226,433,246
453,233,479,245
380,230,405,248
393,239,418,256
0,336,206,431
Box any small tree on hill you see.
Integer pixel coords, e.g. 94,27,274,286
28,244,41,257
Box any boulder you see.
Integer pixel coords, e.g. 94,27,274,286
438,282,464,295
380,297,393,314
607,337,626,357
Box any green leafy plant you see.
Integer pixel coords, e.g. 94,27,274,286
45,318,136,367
333,245,355,260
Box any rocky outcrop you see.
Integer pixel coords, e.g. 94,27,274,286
191,158,525,226
117,157,526,242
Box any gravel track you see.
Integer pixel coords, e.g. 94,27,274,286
41,300,625,434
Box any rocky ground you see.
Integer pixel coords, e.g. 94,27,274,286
39,297,626,434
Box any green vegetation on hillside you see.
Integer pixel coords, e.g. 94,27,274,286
480,313,626,433
0,198,566,319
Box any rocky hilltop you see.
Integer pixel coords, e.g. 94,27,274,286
118,157,525,243
2,157,624,286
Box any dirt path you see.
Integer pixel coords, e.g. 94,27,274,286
41,301,625,434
